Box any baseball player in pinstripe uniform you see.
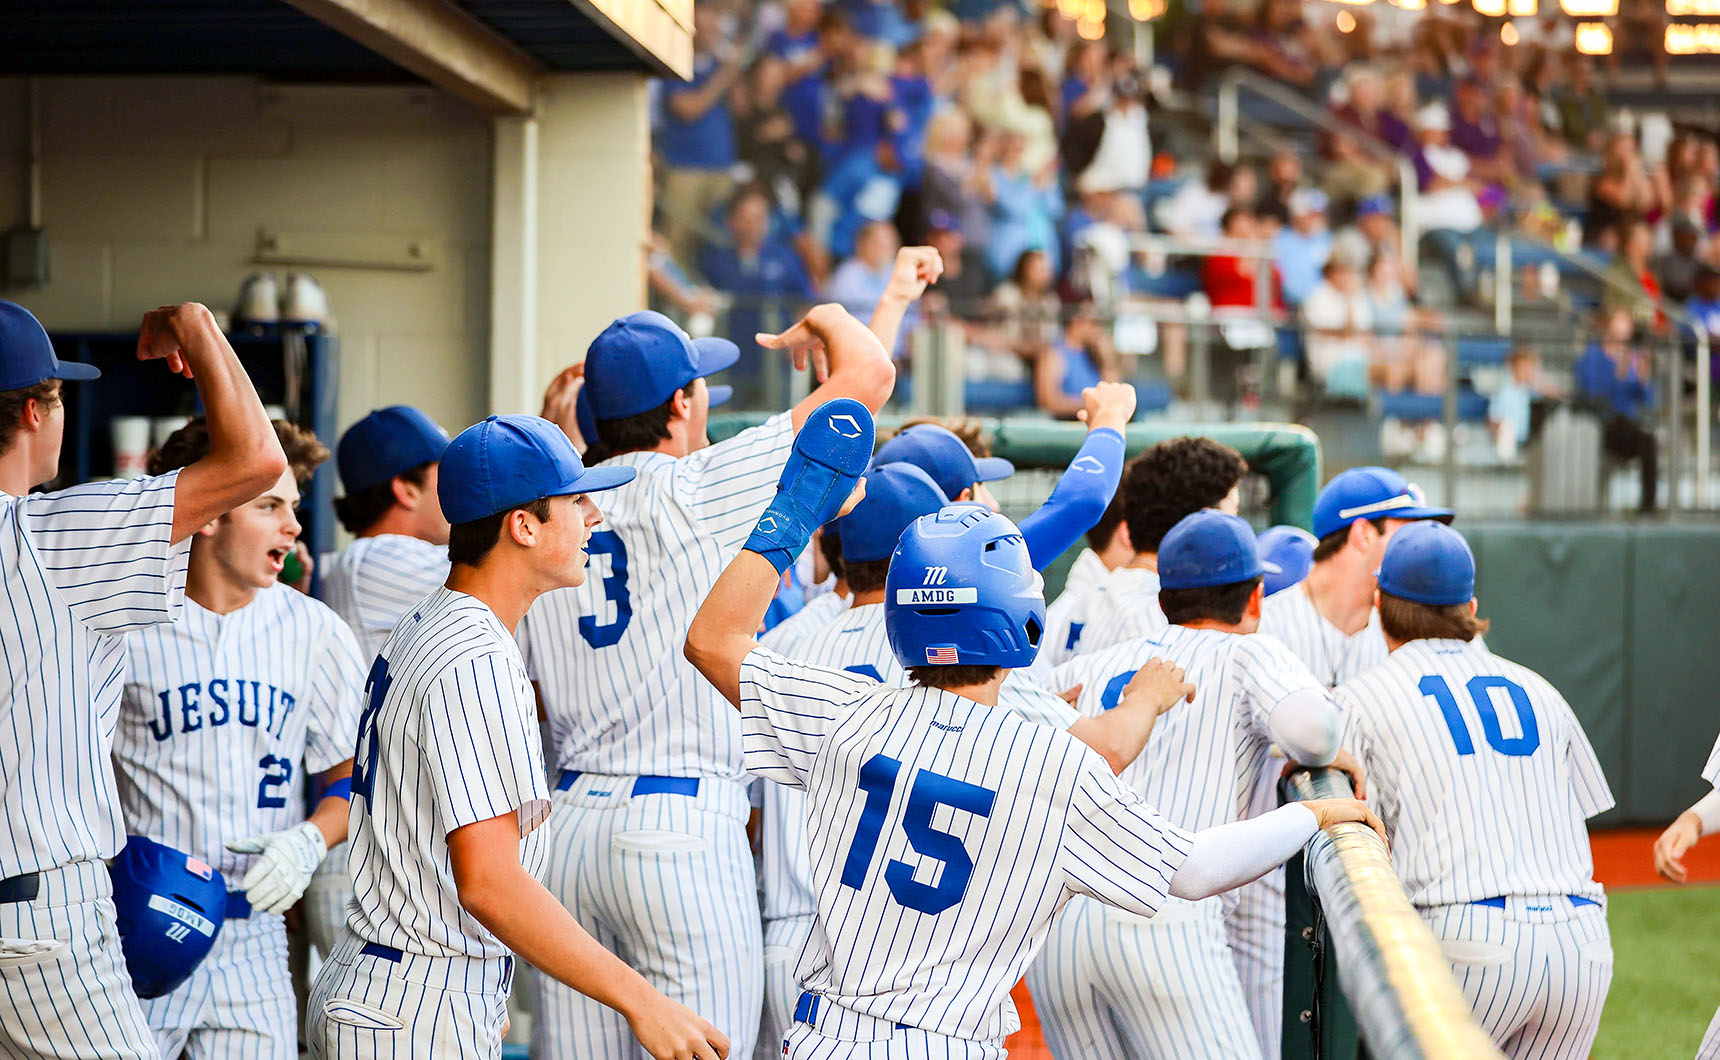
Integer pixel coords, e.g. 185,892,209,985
1653,732,1720,1059
517,296,898,1060
307,413,728,1060
1077,437,1250,654
114,418,364,1060
1338,522,1613,1060
1237,466,1454,1059
1037,495,1131,673
0,299,286,1059
684,402,1385,1060
1030,510,1349,1060
309,405,453,961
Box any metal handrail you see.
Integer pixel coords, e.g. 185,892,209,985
1214,68,1420,275
1288,767,1505,1060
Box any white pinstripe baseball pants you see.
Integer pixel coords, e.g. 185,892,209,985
530,775,763,1060
1025,895,1263,1060
141,908,293,1060
1696,1005,1720,1060
0,859,159,1060
1225,869,1285,1060
306,933,513,1060
783,994,1005,1060
1422,898,1612,1060
304,841,353,962
759,914,816,1060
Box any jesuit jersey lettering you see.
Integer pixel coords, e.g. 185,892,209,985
147,678,298,741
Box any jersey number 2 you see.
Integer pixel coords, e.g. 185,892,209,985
256,756,294,809
840,754,998,915
579,531,632,649
351,657,391,813
1420,674,1540,758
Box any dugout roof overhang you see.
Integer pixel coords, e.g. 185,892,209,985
0,0,692,115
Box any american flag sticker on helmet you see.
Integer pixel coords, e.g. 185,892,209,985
926,646,960,664
184,856,213,881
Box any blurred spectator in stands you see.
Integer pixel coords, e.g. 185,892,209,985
1273,187,1334,308
648,230,726,333
920,210,992,320
992,248,1063,356
920,109,991,253
1449,77,1514,189
1060,39,1111,129
769,0,832,149
1366,253,1445,396
918,10,962,98
1003,66,1060,177
1203,206,1282,311
1654,216,1706,303
1335,195,1415,296
736,57,815,208
658,8,748,261
1602,216,1668,332
887,41,937,186
1494,76,1563,181
1301,254,1375,397
1576,308,1658,511
1684,267,1720,384
1035,303,1121,417
1158,162,1257,240
1378,68,1420,154
1516,8,1574,68
1588,133,1665,251
1323,67,1394,207
1077,72,1152,198
986,131,1063,280
1555,54,1609,153
1026,8,1075,85
1258,150,1304,226
699,184,816,356
826,219,904,329
1410,103,1484,233
1204,0,1320,89
1609,0,1670,90
1489,346,1550,461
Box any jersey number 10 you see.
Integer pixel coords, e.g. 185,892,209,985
840,754,998,915
1419,674,1540,758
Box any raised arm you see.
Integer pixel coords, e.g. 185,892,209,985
866,246,944,354
136,304,286,542
757,304,898,428
1018,382,1133,569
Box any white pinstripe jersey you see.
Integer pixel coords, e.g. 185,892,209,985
317,534,451,661
518,413,795,779
756,601,1077,922
1257,581,1387,688
759,588,850,655
346,586,551,958
1074,566,1166,655
1704,731,1720,790
1038,550,1110,673
1336,639,1613,908
114,584,365,879
739,646,1192,1042
0,472,191,878
1052,627,1330,836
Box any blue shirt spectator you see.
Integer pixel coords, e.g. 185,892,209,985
819,149,903,260
986,137,1063,280
1273,188,1334,307
698,187,815,358
825,221,911,353
1575,340,1654,421
660,54,737,170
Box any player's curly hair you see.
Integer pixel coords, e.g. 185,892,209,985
333,462,433,536
1121,437,1248,555
149,417,329,486
883,416,993,457
0,380,61,458
1378,592,1490,643
1084,494,1126,552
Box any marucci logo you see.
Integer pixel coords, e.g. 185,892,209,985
923,566,948,585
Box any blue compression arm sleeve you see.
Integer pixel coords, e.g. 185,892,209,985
1019,427,1125,570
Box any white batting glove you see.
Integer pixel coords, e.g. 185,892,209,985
225,821,328,914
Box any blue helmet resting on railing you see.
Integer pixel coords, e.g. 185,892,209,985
885,505,1046,671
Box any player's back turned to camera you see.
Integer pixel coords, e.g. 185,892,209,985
1336,522,1612,1060
684,400,1382,1060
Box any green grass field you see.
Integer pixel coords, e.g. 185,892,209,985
1591,886,1720,1059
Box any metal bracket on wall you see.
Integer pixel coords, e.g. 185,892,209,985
254,227,439,272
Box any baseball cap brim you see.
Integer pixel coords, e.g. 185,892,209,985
692,336,740,380
1397,506,1456,524
973,456,1014,483
707,384,733,409
555,465,636,497
1261,559,1283,576
53,359,100,381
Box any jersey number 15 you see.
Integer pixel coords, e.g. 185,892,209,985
840,754,998,915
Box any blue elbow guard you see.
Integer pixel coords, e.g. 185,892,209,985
321,777,353,803
745,399,875,573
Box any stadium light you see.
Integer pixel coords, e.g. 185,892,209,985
1668,0,1720,15
1501,20,1521,42
1395,0,1428,11
1574,20,1615,50
1474,0,1507,17
1666,22,1720,49
1509,0,1536,14
1561,0,1618,15
1077,14,1105,37
1337,9,1358,28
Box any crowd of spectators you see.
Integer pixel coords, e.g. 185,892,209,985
647,0,1714,493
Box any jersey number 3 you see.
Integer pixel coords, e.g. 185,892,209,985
579,531,632,649
1420,674,1540,758
351,657,391,813
840,754,998,915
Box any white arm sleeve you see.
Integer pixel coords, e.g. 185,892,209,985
1693,789,1720,836
1168,803,1319,900
1265,687,1343,767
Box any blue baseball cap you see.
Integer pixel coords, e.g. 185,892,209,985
1257,525,1317,596
0,300,99,389
1158,510,1281,591
836,462,950,563
583,311,739,420
1357,194,1393,218
438,414,636,524
873,424,1012,501
337,406,449,492
1312,467,1453,540
1377,521,1475,606
575,379,731,445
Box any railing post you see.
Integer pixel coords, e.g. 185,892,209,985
1667,334,1683,513
1494,230,1511,336
1442,331,1459,509
1217,78,1238,165
1698,330,1712,507
1397,160,1419,281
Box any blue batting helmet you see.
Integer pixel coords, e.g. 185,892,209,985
885,505,1046,671
1257,525,1317,596
109,836,229,999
